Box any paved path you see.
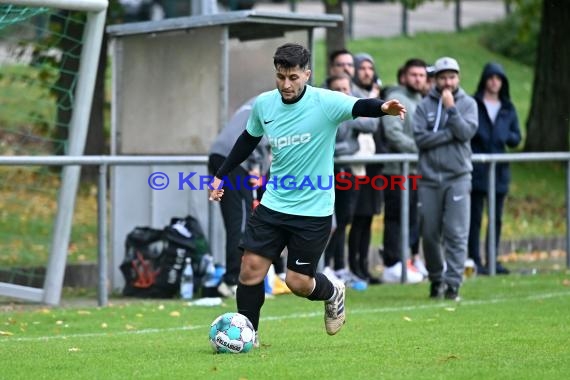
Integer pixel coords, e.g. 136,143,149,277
254,0,506,39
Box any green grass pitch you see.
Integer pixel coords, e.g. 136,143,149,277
2,272,570,379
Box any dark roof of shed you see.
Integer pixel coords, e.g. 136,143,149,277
106,10,343,41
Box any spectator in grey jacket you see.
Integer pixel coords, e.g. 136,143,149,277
413,57,478,301
381,58,428,284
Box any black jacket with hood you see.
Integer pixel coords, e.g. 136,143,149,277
471,62,521,194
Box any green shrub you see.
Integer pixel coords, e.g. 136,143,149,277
480,1,541,66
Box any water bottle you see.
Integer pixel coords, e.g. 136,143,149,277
201,255,217,288
180,257,194,300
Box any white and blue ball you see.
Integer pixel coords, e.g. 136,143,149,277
209,312,255,353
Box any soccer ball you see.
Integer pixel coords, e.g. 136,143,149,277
209,312,255,354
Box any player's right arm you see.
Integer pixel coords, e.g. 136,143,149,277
209,130,263,201
209,101,264,201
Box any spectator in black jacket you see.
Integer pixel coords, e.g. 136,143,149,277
469,62,522,275
208,97,275,296
323,73,378,284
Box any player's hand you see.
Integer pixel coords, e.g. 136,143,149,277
208,177,224,202
441,88,455,108
381,99,407,120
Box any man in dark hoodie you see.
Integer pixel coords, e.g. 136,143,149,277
413,57,478,301
469,62,521,275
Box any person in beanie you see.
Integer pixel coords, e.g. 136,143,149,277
468,62,521,275
347,52,383,282
352,53,382,99
322,73,378,283
413,57,478,301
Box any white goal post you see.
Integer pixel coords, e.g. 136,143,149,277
6,0,107,11
0,0,108,305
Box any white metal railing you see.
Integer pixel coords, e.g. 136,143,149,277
336,152,570,283
0,152,568,305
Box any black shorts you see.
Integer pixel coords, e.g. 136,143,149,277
239,204,332,277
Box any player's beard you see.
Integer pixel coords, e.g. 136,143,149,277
280,85,305,102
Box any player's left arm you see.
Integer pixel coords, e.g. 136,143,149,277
352,98,406,120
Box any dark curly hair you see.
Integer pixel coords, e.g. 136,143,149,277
273,43,311,70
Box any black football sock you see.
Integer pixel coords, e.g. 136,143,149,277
307,273,335,301
236,281,265,331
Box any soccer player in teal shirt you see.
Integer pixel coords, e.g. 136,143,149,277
209,43,405,344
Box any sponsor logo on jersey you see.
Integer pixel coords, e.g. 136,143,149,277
268,133,311,149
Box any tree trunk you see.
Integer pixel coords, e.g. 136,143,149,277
524,0,570,152
323,0,346,74
81,32,108,183
505,0,513,15
454,0,462,32
401,1,408,36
